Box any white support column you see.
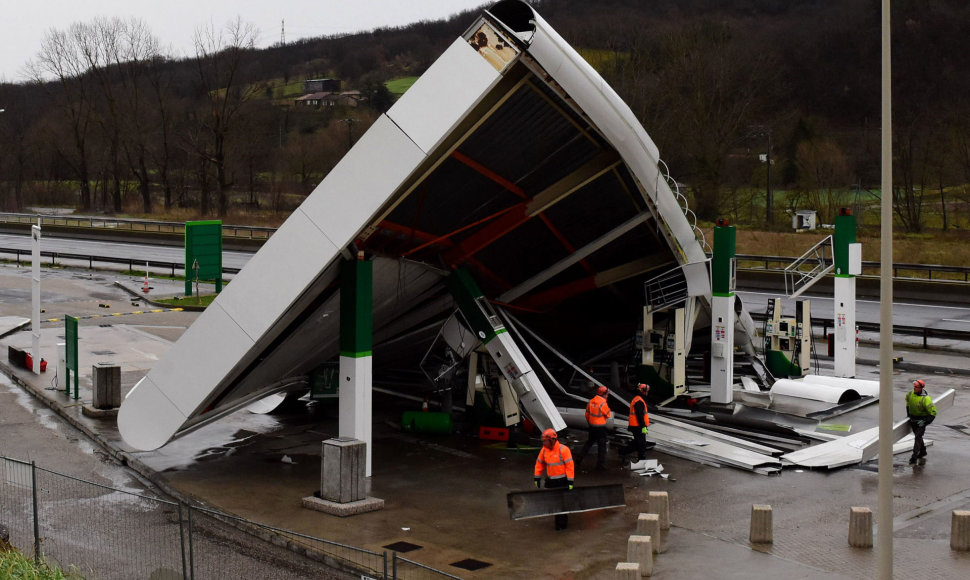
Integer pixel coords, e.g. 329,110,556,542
465,351,479,407
641,308,654,367
834,276,857,378
672,308,686,396
339,356,373,476
710,295,735,403
31,224,41,374
796,300,812,375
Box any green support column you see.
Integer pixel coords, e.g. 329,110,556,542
339,255,374,476
834,213,857,277
340,258,373,358
65,315,79,399
833,210,858,377
712,223,736,296
710,220,736,403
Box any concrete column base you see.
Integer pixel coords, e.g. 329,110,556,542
848,507,873,548
627,535,653,577
952,510,970,551
302,494,384,517
750,504,773,544
637,513,662,553
648,491,670,530
615,562,640,579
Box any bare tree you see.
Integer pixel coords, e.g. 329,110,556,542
795,139,851,223
191,18,260,216
112,18,164,213
31,26,96,210
630,20,778,221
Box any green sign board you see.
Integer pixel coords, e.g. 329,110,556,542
185,220,223,296
65,315,79,399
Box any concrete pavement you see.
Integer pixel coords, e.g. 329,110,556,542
2,264,970,578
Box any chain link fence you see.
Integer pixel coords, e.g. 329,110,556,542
0,456,461,579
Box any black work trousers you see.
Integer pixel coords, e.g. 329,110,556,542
911,420,928,458
629,426,647,460
545,477,569,530
578,426,608,469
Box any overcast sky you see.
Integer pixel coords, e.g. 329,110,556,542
0,0,490,82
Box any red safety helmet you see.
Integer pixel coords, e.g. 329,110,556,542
596,385,608,396
913,379,925,390
541,429,558,440
637,383,649,392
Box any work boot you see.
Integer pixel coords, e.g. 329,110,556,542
908,455,917,464
918,450,927,458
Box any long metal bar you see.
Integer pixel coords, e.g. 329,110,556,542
507,484,625,520
31,461,39,565
498,213,651,303
178,503,188,580
878,0,893,576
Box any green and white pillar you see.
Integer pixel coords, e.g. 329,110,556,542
339,255,374,476
710,220,736,404
833,211,861,377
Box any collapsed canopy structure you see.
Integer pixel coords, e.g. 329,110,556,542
119,0,718,451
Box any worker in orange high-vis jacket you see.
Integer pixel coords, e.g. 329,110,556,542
576,385,611,471
627,383,650,461
534,429,575,530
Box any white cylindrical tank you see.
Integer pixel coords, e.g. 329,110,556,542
802,374,880,398
770,379,860,404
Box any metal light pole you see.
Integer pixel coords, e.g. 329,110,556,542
765,130,772,226
877,0,894,577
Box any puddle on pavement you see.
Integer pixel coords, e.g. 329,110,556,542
0,374,98,456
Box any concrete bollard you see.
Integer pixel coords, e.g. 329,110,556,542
750,504,773,544
627,535,654,577
637,513,662,553
952,510,970,552
648,491,670,530
848,507,873,548
615,562,640,579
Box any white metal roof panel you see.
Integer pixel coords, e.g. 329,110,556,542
386,37,502,155
135,302,255,417
216,208,338,341
299,114,426,246
117,376,187,452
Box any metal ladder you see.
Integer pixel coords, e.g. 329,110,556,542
784,235,834,298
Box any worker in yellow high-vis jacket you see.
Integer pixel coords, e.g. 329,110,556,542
905,379,937,464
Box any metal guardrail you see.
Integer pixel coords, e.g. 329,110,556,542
736,254,970,283
0,247,241,277
748,311,970,349
3,213,968,283
0,212,275,241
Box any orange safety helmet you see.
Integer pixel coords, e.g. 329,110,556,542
541,428,558,440
596,385,608,396
913,379,925,389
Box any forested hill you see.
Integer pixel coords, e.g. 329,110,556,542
0,0,967,233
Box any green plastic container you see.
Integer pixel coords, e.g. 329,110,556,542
401,411,453,435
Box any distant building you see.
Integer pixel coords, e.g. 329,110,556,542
294,91,364,108
303,78,341,94
792,209,818,231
